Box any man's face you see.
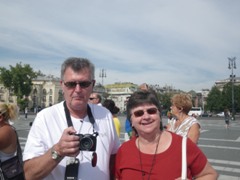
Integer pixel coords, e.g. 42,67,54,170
89,93,99,104
61,67,95,111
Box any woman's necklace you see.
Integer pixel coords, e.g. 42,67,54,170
138,133,161,180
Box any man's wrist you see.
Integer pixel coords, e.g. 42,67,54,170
51,146,62,161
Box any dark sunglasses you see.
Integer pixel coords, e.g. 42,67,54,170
64,81,93,88
89,97,97,100
132,107,158,117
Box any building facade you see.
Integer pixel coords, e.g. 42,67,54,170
0,84,17,103
30,76,63,109
105,82,138,112
0,76,63,111
215,77,240,91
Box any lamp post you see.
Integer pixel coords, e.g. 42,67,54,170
228,57,237,120
99,69,106,86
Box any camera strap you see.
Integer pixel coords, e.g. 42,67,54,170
63,101,95,127
63,101,96,180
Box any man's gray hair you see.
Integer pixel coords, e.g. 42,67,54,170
61,57,95,80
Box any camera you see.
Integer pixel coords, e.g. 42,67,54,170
75,132,98,151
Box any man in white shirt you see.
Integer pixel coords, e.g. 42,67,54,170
23,57,120,180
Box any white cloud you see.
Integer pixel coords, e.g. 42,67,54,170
0,0,239,91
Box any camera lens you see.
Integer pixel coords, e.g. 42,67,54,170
80,136,94,150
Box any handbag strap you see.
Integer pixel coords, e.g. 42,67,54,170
181,136,187,180
11,126,23,164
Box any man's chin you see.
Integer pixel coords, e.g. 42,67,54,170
70,99,85,107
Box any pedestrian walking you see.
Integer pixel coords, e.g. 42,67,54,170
24,107,28,119
224,108,230,129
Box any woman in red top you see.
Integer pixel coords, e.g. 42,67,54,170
115,90,217,180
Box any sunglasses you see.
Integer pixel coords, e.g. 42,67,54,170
89,97,97,100
64,81,93,89
132,107,158,117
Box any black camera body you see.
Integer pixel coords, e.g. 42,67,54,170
75,132,98,151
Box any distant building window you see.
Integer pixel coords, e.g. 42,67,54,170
49,96,52,103
43,89,47,95
58,90,64,102
33,88,37,95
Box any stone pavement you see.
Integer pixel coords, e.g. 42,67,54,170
14,114,240,179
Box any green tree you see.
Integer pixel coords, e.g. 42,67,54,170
221,83,232,110
222,83,240,114
0,67,12,99
158,92,172,113
0,62,37,105
205,86,223,113
234,85,240,112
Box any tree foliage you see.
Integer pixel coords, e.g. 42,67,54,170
0,62,37,101
206,84,240,113
0,68,12,92
234,85,240,112
158,93,172,111
205,86,222,112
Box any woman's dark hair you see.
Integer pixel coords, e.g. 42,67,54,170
126,90,161,120
102,99,120,115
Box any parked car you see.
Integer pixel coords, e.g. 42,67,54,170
188,107,203,117
217,112,224,117
202,112,212,117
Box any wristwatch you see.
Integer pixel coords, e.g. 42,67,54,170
51,148,62,161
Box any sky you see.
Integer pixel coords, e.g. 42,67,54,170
0,0,239,92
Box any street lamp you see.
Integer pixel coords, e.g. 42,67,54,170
228,57,237,120
99,69,106,86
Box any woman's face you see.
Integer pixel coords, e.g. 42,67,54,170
171,103,186,118
130,104,160,135
170,103,179,116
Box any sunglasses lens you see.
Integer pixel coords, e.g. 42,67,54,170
80,81,92,88
91,152,97,167
147,108,158,115
65,82,77,88
134,110,144,117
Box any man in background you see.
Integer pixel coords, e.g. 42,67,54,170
89,92,102,105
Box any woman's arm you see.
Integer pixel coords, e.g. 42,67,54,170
194,162,218,180
187,123,200,143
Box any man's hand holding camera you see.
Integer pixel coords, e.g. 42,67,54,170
54,127,80,158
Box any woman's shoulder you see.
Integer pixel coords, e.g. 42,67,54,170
0,124,15,135
185,116,200,125
119,137,137,150
0,125,16,149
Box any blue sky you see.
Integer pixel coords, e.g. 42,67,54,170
0,0,239,91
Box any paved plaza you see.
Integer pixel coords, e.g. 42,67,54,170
14,114,240,180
